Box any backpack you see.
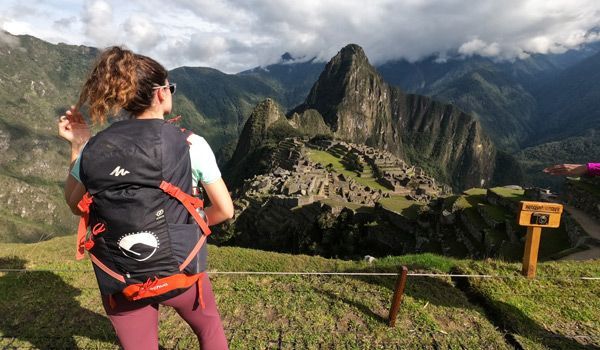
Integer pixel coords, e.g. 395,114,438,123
74,119,211,308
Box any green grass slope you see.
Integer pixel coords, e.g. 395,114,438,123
0,236,598,349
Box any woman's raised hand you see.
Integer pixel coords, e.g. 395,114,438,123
543,163,587,176
58,105,90,147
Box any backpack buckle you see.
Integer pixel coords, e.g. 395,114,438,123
160,181,181,197
77,192,93,213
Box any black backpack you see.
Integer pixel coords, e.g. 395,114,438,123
75,119,211,308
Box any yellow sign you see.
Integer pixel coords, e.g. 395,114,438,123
518,201,563,228
517,201,564,278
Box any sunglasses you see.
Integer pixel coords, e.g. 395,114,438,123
153,82,176,95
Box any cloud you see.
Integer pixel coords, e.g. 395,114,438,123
0,29,19,48
2,0,600,72
155,0,600,71
122,15,163,51
53,16,78,31
459,39,501,58
81,0,117,47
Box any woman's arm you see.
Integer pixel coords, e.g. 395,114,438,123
58,106,90,214
543,164,588,176
201,178,234,225
587,163,600,176
65,173,86,215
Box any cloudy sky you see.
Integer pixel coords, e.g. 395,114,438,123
1,0,599,73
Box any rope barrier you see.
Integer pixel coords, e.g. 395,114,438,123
0,268,598,280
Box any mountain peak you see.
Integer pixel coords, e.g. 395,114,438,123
338,43,367,59
329,43,370,69
294,43,382,132
227,98,283,169
280,52,294,61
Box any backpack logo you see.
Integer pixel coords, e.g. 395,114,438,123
110,166,130,177
117,231,160,261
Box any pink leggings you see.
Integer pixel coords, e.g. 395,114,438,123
101,273,228,349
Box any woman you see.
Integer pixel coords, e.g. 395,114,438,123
58,46,232,349
543,163,600,177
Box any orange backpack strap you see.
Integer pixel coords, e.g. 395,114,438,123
76,192,125,283
75,192,93,260
122,273,203,304
90,253,125,283
159,180,211,235
160,181,211,271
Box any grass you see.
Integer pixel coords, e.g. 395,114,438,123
1,236,598,348
378,195,422,219
453,188,487,210
305,148,390,192
0,236,511,349
489,186,525,201
463,188,488,196
479,203,510,222
453,188,569,260
457,260,600,349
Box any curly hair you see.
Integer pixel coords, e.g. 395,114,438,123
77,46,168,125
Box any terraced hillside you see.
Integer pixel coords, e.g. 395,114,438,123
217,136,450,257
442,187,581,261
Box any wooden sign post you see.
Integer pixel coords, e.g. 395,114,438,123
518,201,563,279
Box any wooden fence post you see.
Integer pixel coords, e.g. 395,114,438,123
388,265,408,327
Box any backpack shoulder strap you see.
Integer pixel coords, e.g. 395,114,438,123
160,180,211,271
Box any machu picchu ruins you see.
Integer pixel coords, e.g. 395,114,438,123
239,136,447,209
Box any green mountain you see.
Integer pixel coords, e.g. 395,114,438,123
517,132,600,189
240,43,600,160
0,33,291,242
375,45,600,152
239,54,326,109
168,57,329,164
169,66,285,153
0,33,97,242
532,50,600,144
517,50,600,187
0,29,597,244
377,57,548,151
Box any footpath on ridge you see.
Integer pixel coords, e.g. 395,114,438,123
560,204,600,260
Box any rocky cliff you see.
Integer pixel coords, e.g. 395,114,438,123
290,44,498,190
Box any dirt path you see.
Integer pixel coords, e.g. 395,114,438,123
564,205,600,240
561,247,600,260
560,205,600,261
